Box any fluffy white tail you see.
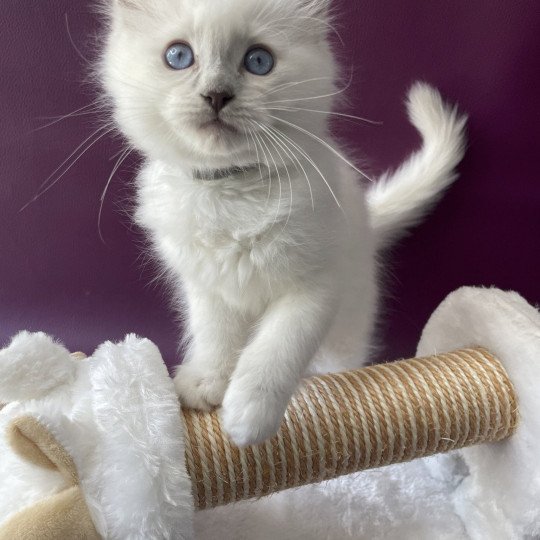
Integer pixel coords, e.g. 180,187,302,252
367,82,467,249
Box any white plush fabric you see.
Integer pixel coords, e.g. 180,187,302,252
88,336,193,540
194,457,468,540
0,332,78,525
0,331,76,402
417,287,540,540
1,287,538,539
0,334,193,540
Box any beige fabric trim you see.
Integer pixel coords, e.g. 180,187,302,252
7,416,78,486
2,417,100,539
0,486,100,540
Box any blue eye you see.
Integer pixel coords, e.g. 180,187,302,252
165,42,194,70
244,47,274,76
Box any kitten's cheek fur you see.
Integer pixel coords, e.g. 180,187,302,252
220,380,288,447
174,364,229,411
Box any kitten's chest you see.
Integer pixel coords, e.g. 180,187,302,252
138,175,291,306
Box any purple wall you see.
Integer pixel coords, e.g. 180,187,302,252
1,1,539,368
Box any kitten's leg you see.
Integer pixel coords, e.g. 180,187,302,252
174,293,248,411
221,284,337,446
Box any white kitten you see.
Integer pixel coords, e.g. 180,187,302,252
101,0,467,446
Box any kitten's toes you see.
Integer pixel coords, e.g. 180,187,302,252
174,364,228,411
221,384,287,446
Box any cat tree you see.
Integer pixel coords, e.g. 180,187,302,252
0,287,538,539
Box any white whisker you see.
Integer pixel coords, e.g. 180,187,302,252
247,127,265,183
264,124,315,212
98,146,133,244
242,121,253,155
262,106,382,126
64,12,90,63
261,76,336,98
257,128,283,222
267,123,343,212
32,103,103,132
256,122,294,232
263,72,354,105
250,126,273,202
20,125,114,212
268,114,373,182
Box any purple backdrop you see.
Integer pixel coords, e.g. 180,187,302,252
1,1,539,368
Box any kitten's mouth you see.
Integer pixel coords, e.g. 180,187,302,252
200,118,238,134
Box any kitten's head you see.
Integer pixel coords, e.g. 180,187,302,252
100,0,338,170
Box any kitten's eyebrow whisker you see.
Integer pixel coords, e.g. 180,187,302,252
267,114,373,183
297,16,346,46
259,15,345,46
64,12,90,64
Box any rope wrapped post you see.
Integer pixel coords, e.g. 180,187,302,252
182,347,519,510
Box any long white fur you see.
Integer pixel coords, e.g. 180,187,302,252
0,331,76,403
368,82,468,248
101,0,467,446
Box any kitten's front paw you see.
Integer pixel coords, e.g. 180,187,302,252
174,363,229,411
221,383,288,446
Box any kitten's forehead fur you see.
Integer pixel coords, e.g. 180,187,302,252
101,0,335,169
111,0,330,28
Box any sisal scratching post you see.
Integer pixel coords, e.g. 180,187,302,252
182,347,519,509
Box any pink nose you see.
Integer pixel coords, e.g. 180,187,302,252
202,91,235,113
